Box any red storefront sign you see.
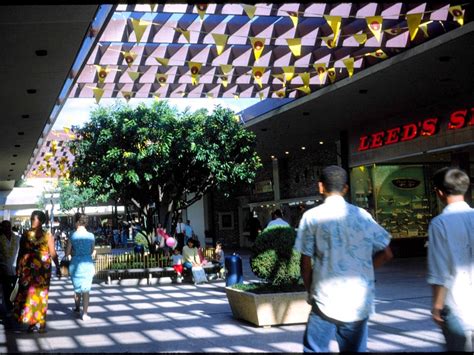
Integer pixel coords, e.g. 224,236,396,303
358,106,474,151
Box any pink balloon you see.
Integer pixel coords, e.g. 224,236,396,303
166,237,176,248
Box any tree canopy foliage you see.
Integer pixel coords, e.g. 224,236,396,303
69,101,262,235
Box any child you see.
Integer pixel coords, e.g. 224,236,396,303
215,242,225,279
171,248,183,282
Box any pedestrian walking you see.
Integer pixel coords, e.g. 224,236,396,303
0,220,21,316
294,165,393,352
427,167,474,352
65,213,95,321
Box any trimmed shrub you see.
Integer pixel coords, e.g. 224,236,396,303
250,226,300,287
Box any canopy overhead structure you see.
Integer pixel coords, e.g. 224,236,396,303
70,3,467,102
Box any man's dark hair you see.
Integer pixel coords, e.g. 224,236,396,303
273,209,283,218
74,212,88,227
320,165,348,193
433,167,470,196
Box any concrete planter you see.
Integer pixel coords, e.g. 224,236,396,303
225,286,311,327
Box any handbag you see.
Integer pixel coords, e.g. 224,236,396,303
9,278,19,303
60,257,70,277
191,266,207,284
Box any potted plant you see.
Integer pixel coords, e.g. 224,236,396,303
225,226,311,327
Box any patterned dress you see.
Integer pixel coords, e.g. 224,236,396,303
13,229,53,328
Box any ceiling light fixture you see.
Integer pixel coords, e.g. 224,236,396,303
17,132,25,136
319,141,324,145
22,114,30,119
301,146,306,150
35,50,48,56
26,89,37,94
359,89,368,94
285,151,289,155
14,145,21,148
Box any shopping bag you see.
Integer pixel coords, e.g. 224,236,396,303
60,257,70,277
10,279,19,303
191,266,207,284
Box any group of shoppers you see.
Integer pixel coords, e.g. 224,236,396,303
0,211,95,332
296,165,473,352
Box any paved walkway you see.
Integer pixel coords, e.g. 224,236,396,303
0,251,446,353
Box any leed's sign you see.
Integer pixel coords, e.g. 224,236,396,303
358,106,474,151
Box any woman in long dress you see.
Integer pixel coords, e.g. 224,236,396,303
13,210,60,333
65,213,95,321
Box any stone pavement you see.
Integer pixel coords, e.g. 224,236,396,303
0,251,446,353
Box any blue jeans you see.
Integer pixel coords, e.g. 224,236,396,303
303,304,368,353
441,306,473,351
183,261,192,269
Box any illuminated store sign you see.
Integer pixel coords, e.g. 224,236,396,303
358,106,474,151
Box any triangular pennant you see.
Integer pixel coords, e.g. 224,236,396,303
121,91,133,102
366,16,383,42
153,93,161,101
282,66,295,82
155,57,169,66
286,38,302,57
175,27,191,43
258,91,265,101
131,19,149,43
234,93,240,100
156,74,168,86
406,13,423,41
385,27,403,35
327,68,336,83
296,86,311,94
241,4,256,19
272,74,286,84
188,62,202,85
92,87,104,104
149,4,157,12
221,76,228,88
123,51,137,67
250,37,265,62
196,4,208,21
127,71,140,81
63,127,71,134
366,49,388,59
449,5,464,26
212,33,229,56
419,22,430,38
321,36,337,48
353,33,367,44
313,63,327,84
324,15,342,41
206,93,214,99
275,89,286,98
95,65,110,83
252,67,266,88
342,57,354,78
299,72,310,87
220,64,233,75
287,11,298,28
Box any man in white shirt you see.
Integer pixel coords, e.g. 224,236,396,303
295,165,393,352
427,167,474,352
0,220,21,315
266,209,290,229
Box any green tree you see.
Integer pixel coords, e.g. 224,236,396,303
69,101,261,247
57,179,104,213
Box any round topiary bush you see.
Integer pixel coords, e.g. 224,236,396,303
250,226,300,287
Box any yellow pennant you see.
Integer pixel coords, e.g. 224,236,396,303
153,93,161,101
406,13,423,41
275,89,286,98
95,65,110,83
272,74,286,85
366,16,383,42
121,91,133,102
175,27,191,43
38,164,45,172
296,86,311,94
44,152,53,161
221,76,228,88
63,127,71,134
324,15,342,41
449,5,464,26
131,19,149,43
282,66,295,82
195,4,208,21
149,4,157,12
241,4,256,19
250,37,265,62
206,93,214,99
252,67,266,88
342,57,354,78
287,11,298,28
321,36,337,48
313,63,327,84
258,91,265,101
155,57,169,66
286,38,302,57
366,49,388,59
234,93,240,100
127,71,140,81
212,33,229,56
419,22,430,38
123,51,137,67
156,74,168,86
353,33,367,44
92,87,104,104
220,64,233,75
327,68,336,83
188,62,202,85
299,72,310,87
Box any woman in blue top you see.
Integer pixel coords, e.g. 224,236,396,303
65,213,95,321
